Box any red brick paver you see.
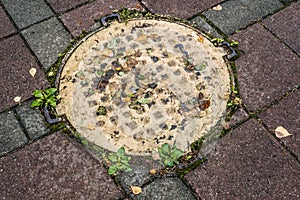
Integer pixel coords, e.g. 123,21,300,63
0,35,48,112
186,119,300,199
0,6,16,38
0,132,124,199
231,23,300,112
259,90,300,158
47,0,89,13
60,0,141,37
263,1,300,54
142,0,225,19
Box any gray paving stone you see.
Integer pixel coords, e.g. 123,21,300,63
15,101,50,140
142,0,225,19
0,111,28,156
0,6,16,38
47,0,89,13
116,156,162,197
190,16,222,38
204,0,284,35
185,119,300,199
60,0,141,37
133,177,196,200
22,17,72,70
231,23,300,111
1,0,53,29
0,35,49,112
264,1,300,55
259,90,300,158
0,132,124,199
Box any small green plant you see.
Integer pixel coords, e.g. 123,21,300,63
31,88,60,108
211,38,239,47
158,143,183,167
107,147,132,175
227,97,242,109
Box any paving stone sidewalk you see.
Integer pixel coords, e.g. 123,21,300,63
0,0,299,199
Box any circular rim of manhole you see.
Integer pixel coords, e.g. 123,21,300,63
56,17,232,156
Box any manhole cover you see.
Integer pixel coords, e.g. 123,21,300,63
56,19,230,155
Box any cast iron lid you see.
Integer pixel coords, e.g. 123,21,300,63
56,18,231,155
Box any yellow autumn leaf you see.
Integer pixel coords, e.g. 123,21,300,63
197,35,204,43
149,169,157,175
29,68,37,77
131,186,142,195
13,96,21,103
275,126,292,138
212,5,222,11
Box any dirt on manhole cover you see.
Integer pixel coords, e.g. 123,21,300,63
56,19,230,155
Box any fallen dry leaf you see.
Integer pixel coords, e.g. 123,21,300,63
197,35,204,43
212,5,222,11
131,186,142,195
275,126,292,138
149,169,157,175
29,68,37,77
13,96,21,103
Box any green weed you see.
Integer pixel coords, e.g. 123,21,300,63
107,147,132,175
158,143,183,167
31,88,60,108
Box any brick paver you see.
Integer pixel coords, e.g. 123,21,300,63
0,132,124,199
231,23,300,112
263,1,300,55
15,100,50,140
0,35,49,112
142,0,225,19
22,17,72,70
0,111,28,156
226,107,249,128
259,90,300,158
1,0,53,29
46,0,89,13
60,0,141,37
190,16,222,38
139,177,197,200
0,6,16,38
185,119,300,199
204,0,283,35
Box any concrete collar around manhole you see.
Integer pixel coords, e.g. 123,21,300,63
56,18,231,156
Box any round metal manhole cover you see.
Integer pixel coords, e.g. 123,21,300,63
56,19,230,155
